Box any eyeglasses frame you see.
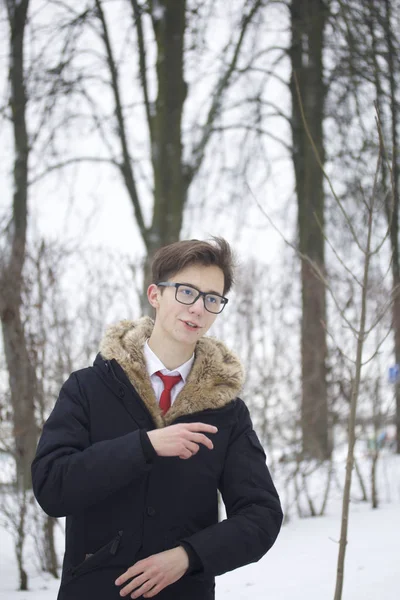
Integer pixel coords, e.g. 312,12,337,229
156,282,229,314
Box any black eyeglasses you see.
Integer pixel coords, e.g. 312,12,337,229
157,282,228,314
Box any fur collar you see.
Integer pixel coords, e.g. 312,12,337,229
99,317,244,428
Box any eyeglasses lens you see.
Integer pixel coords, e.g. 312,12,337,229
176,285,223,314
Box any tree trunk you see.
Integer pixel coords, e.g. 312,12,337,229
1,0,37,492
97,0,264,310
150,0,187,248
15,489,29,591
382,0,400,454
43,516,59,578
95,0,187,306
140,0,188,296
354,456,368,502
370,449,378,509
290,0,330,460
333,144,377,600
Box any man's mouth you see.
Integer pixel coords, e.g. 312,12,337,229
182,320,201,329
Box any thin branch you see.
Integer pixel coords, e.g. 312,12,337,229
363,284,400,336
29,156,119,186
95,0,148,244
293,73,365,253
368,112,395,256
314,212,363,288
361,325,392,367
77,82,119,160
212,125,292,152
224,97,291,124
129,0,153,139
324,325,356,365
247,183,358,334
187,0,264,184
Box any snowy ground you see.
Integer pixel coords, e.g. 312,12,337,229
1,455,399,600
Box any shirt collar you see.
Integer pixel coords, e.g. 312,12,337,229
143,340,194,383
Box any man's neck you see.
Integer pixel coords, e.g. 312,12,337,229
147,333,195,371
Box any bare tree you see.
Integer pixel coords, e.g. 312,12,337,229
379,0,400,454
290,0,330,460
332,140,390,599
26,0,288,305
0,0,37,495
328,0,400,453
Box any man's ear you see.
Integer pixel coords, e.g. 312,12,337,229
147,284,160,309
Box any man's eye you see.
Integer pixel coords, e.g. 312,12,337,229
207,296,219,304
182,288,194,296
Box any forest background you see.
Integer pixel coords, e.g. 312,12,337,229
0,1,399,599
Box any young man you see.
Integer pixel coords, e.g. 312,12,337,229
32,238,282,600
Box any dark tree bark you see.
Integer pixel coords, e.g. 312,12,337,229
1,0,38,491
382,0,400,454
289,0,330,460
149,0,187,250
141,0,188,289
42,515,59,578
367,0,400,454
15,491,28,591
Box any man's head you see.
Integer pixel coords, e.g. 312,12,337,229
151,237,235,296
147,238,235,352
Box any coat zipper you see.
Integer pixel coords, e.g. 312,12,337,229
110,530,123,555
70,530,123,577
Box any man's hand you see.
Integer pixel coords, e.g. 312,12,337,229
147,422,218,460
115,546,189,598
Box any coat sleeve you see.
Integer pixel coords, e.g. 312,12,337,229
182,399,283,576
31,372,152,518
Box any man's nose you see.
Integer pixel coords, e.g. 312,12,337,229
189,295,205,314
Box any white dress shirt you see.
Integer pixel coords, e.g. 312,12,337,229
143,341,194,406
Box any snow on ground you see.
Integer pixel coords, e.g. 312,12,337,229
0,455,399,600
218,500,400,600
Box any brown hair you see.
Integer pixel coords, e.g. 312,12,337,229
151,237,235,295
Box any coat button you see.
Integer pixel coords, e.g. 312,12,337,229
147,506,156,517
118,387,125,398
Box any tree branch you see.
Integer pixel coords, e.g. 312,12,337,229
187,0,264,184
129,0,154,140
212,124,292,152
29,156,119,186
95,0,148,244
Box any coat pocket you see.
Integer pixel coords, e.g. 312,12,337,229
246,430,266,458
70,530,123,578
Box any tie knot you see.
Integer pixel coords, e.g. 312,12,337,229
155,371,182,391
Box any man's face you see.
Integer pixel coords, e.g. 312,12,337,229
147,264,225,348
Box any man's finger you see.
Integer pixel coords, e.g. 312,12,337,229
184,441,199,455
143,582,164,598
185,422,218,433
189,432,215,449
179,446,193,460
121,572,149,597
179,452,191,460
131,577,157,599
115,562,145,586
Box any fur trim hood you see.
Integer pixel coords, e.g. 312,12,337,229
99,317,245,428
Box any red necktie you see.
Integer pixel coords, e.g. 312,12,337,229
155,371,182,414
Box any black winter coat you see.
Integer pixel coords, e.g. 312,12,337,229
32,318,283,600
